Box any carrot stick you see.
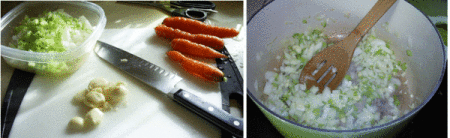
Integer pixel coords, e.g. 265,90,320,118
167,51,225,82
171,38,228,59
155,24,224,50
163,17,239,38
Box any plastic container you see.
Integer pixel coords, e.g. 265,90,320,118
1,1,106,77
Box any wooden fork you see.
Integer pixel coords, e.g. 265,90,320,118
299,0,397,93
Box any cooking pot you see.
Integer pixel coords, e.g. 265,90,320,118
247,0,446,137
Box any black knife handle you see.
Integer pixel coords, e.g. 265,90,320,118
172,89,243,138
1,69,35,138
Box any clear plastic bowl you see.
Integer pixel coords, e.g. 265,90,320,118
1,1,106,77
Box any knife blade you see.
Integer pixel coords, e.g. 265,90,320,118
94,41,243,138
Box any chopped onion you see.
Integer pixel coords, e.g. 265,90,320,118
261,28,408,130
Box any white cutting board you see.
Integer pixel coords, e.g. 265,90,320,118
8,18,245,138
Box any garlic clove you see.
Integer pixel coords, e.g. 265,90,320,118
85,108,104,127
84,91,106,108
68,116,84,130
88,77,109,90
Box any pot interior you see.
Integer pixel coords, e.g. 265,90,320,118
247,0,445,132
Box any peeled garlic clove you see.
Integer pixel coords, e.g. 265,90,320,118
100,102,113,112
72,89,88,104
85,108,104,126
103,82,117,93
90,87,103,94
112,85,128,97
106,85,128,104
88,77,109,90
68,116,84,130
84,91,106,108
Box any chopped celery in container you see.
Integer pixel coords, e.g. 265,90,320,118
11,9,93,52
7,9,93,76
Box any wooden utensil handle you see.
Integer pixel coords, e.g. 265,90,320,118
345,0,397,55
352,0,397,37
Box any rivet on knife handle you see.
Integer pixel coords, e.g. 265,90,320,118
172,89,243,138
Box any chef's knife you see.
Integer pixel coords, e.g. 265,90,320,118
94,41,243,138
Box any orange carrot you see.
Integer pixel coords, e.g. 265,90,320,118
171,38,228,59
155,24,224,50
163,17,239,38
167,51,225,82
